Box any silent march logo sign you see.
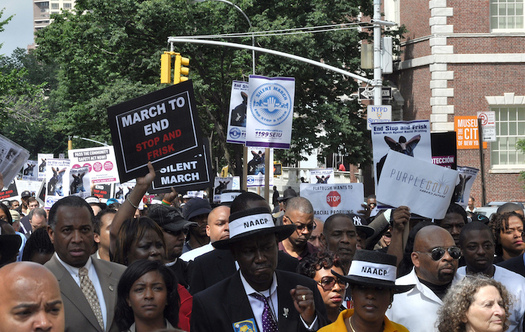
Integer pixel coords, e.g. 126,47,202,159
107,81,212,190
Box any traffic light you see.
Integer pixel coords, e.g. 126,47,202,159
174,54,190,84
160,52,173,84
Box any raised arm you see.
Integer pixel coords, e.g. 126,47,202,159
109,162,155,256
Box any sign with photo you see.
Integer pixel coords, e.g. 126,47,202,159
37,153,54,181
44,159,70,209
453,166,479,207
300,183,364,221
69,166,90,199
246,75,295,149
107,81,203,183
371,120,432,190
226,80,249,144
21,160,38,181
68,146,120,184
310,169,335,184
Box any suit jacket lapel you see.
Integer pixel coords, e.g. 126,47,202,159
227,272,258,329
276,271,299,331
216,250,237,279
92,259,118,330
49,256,102,331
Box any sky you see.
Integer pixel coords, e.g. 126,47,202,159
0,0,34,57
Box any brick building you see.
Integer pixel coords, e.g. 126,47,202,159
384,0,525,204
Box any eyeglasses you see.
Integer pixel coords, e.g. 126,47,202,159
416,246,462,261
317,276,348,291
285,216,316,232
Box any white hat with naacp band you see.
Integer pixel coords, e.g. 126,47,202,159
332,250,414,294
212,207,296,250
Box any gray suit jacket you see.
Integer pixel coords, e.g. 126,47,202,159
45,255,127,332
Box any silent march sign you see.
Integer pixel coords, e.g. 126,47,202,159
107,81,209,187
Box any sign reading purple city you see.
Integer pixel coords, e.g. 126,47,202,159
245,75,295,149
107,81,208,185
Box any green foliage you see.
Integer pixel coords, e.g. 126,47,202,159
29,0,390,173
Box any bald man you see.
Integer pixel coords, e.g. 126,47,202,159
387,226,461,332
180,205,230,262
0,261,65,332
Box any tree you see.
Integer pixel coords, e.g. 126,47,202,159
35,0,377,174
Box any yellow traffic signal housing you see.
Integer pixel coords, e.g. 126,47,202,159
174,54,190,84
160,52,173,84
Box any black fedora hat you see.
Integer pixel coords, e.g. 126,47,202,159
213,207,296,250
332,250,414,294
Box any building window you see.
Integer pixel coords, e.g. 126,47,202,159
491,0,524,30
51,3,59,9
63,3,72,9
490,106,525,169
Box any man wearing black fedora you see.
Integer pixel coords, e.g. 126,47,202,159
190,207,328,332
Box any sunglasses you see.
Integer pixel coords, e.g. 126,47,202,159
317,276,348,291
417,246,462,261
285,216,316,232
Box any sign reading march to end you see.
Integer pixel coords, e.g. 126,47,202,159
107,81,202,183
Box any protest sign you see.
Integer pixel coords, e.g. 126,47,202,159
300,183,364,221
21,160,38,181
377,151,459,219
69,166,90,199
69,146,120,184
453,166,479,207
107,81,203,183
431,132,457,169
37,154,53,181
92,183,112,200
246,147,273,187
213,177,234,203
0,180,18,200
44,159,70,209
227,81,249,144
310,169,335,184
371,120,432,190
150,142,213,193
246,75,295,149
0,134,30,188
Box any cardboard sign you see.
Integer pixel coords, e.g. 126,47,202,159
0,180,18,200
300,183,364,221
150,142,213,193
454,116,487,149
69,166,91,199
107,82,203,183
377,151,458,219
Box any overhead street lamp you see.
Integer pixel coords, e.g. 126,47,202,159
68,136,108,150
191,0,255,75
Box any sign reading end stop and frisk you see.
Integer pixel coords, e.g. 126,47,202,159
300,183,364,221
107,81,203,183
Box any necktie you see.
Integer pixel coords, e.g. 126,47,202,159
251,293,278,332
79,267,104,330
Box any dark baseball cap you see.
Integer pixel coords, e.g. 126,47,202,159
21,191,31,198
148,205,196,233
182,198,212,221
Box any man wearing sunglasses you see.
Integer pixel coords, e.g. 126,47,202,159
387,225,460,332
280,197,318,261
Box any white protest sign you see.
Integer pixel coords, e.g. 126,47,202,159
377,151,458,219
300,183,364,221
310,169,335,184
69,146,120,185
246,75,295,149
44,159,71,209
226,81,249,144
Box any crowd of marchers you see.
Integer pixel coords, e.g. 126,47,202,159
0,165,524,332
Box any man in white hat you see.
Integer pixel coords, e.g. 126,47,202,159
191,207,328,332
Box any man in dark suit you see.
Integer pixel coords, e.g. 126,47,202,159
45,196,126,332
191,207,327,332
188,191,299,294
